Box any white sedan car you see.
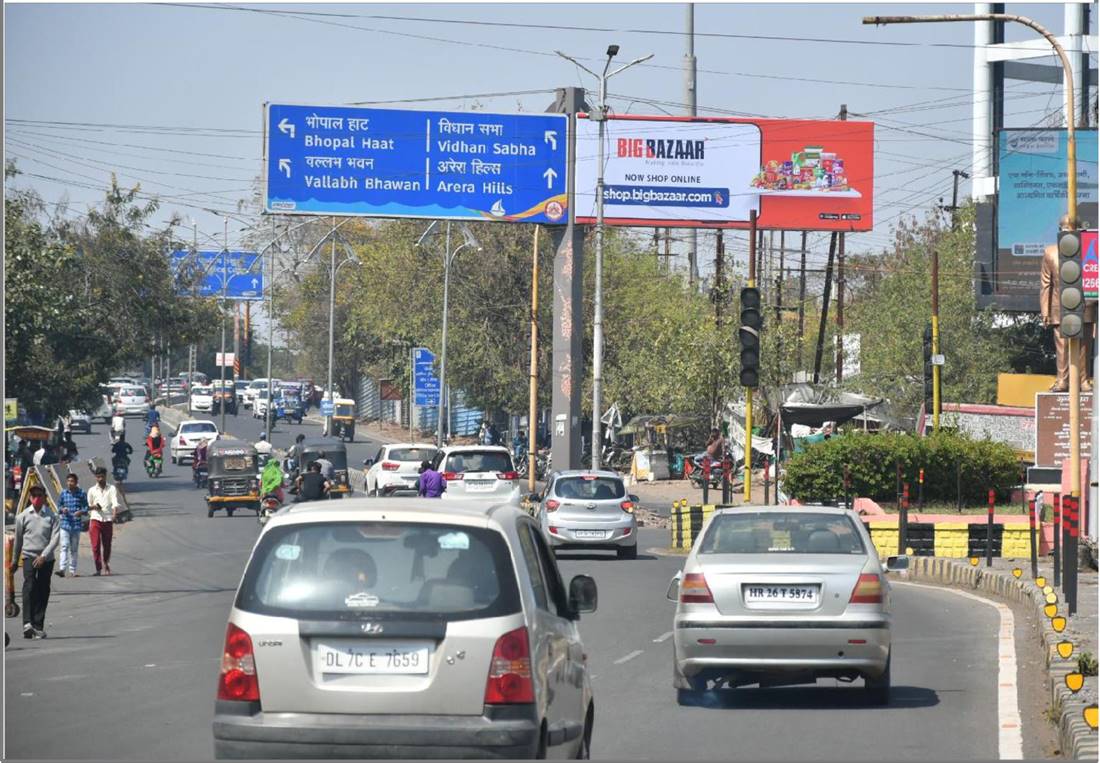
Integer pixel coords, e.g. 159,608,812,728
190,385,215,412
170,420,219,465
363,443,438,496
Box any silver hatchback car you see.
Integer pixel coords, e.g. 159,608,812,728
213,498,597,759
535,471,639,559
668,505,908,706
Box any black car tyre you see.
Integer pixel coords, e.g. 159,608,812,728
226,508,235,518
574,707,593,759
207,507,214,518
864,653,891,706
617,544,638,560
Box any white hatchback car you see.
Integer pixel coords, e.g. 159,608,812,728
190,385,215,412
115,385,150,416
212,498,597,759
170,420,219,464
431,446,520,503
363,443,439,496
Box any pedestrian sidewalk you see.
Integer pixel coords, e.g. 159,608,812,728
909,555,1098,760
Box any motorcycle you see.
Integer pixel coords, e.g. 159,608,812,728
685,451,735,490
258,492,282,525
112,455,130,484
144,450,163,478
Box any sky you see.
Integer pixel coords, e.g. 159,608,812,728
4,1,1096,284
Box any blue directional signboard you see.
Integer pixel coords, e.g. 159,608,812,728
170,250,264,300
264,103,568,224
413,347,440,407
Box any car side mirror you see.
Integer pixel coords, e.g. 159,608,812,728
363,459,374,468
884,554,909,572
666,571,683,602
568,574,598,617
629,494,640,504
526,492,540,503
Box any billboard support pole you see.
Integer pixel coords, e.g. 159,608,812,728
744,210,757,503
685,4,698,288
932,242,942,432
812,233,837,384
797,232,807,373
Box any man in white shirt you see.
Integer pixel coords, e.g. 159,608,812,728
32,443,47,466
86,467,120,576
254,432,274,459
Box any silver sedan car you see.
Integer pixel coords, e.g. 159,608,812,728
535,470,639,559
668,505,907,706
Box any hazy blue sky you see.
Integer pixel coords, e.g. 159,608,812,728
4,1,1094,272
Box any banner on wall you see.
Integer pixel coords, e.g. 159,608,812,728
575,115,874,231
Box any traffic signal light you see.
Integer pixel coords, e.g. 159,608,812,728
1057,229,1085,338
923,322,933,413
739,287,762,388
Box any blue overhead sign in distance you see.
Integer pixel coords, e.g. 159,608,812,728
170,250,264,300
413,347,440,407
264,103,568,224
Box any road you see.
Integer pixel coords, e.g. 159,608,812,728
4,419,1039,760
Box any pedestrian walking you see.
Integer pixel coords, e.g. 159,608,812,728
417,460,446,498
57,473,88,577
61,434,79,465
86,467,120,576
10,484,60,638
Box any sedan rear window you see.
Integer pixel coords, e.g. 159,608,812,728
181,422,217,434
553,476,625,500
699,512,866,555
389,447,437,463
236,522,521,621
444,451,512,474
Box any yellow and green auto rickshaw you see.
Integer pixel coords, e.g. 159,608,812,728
205,441,260,518
330,398,357,442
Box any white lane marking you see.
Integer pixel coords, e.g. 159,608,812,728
613,649,645,665
895,581,1023,760
653,631,673,643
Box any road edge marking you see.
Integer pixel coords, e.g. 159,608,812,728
895,580,1023,760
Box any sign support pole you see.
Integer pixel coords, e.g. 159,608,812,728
744,210,757,503
219,218,228,435
528,225,540,494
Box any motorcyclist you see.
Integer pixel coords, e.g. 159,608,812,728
145,402,160,436
255,432,274,462
260,457,284,504
111,433,133,470
111,411,126,443
145,425,165,473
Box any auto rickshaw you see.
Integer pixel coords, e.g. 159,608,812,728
205,441,260,518
279,388,305,424
296,437,350,499
330,398,357,442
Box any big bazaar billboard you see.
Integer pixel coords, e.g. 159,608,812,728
575,115,874,231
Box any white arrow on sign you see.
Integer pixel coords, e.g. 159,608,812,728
278,118,296,139
542,167,557,189
252,278,259,290
544,130,558,150
279,159,291,178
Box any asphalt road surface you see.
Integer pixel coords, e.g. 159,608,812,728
5,419,1017,760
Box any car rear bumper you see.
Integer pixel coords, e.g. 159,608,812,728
377,474,421,494
546,524,636,548
213,702,539,759
674,618,890,677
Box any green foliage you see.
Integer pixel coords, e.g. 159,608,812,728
1078,651,1099,678
4,166,218,420
783,430,1021,505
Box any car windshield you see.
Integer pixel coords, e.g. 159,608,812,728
699,512,867,555
554,476,625,500
192,386,213,396
443,450,512,474
235,381,248,390
389,447,437,463
236,521,521,621
181,422,217,434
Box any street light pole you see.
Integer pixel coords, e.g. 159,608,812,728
437,222,452,447
219,216,229,434
556,45,653,470
864,11,1083,506
188,221,197,415
265,216,276,443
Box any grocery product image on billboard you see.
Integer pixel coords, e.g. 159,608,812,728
575,115,873,231
994,129,1098,303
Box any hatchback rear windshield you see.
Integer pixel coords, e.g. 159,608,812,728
390,447,437,463
192,387,212,395
236,522,521,621
554,476,625,500
699,512,866,555
443,451,512,473
121,387,145,397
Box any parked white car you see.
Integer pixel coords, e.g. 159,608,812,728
363,443,439,496
243,378,279,410
170,420,219,465
431,445,520,503
190,385,215,412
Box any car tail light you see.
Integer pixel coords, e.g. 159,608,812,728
484,626,534,704
217,623,259,702
849,573,883,604
381,462,400,471
680,573,714,604
545,499,560,512
497,471,519,481
549,526,560,535
442,472,464,481
620,500,635,513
